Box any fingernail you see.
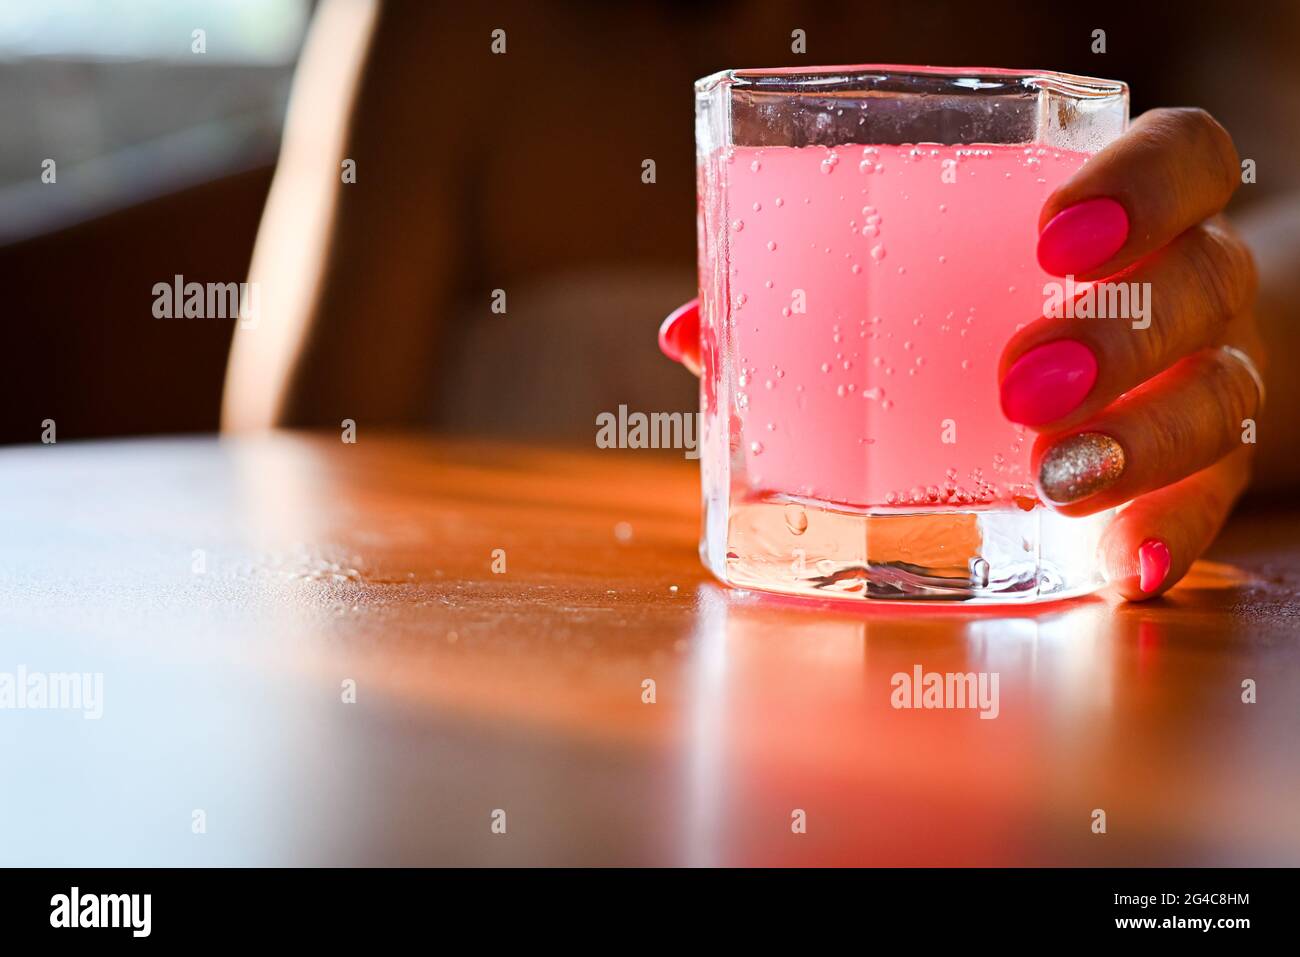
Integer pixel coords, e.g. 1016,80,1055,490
1138,538,1171,593
1037,197,1129,276
1000,340,1097,425
1038,432,1125,504
658,298,698,364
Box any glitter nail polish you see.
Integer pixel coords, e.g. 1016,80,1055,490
1038,432,1126,504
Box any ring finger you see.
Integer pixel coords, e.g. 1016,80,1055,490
1032,343,1262,515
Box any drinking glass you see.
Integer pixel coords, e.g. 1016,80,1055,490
694,65,1128,602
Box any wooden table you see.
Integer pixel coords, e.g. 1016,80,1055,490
1,432,1297,866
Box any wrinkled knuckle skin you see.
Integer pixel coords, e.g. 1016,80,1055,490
1130,287,1174,374
1208,352,1258,449
1180,107,1239,197
1184,226,1247,328
1140,108,1239,211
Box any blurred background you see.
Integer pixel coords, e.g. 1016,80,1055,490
2,0,1297,446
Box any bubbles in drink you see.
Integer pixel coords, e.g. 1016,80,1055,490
720,140,1089,508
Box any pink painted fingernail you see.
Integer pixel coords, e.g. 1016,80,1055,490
658,298,699,365
1000,340,1098,426
1138,538,1171,593
1037,197,1129,276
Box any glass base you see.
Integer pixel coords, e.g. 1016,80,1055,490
704,494,1110,604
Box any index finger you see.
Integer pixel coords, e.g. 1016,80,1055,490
1037,107,1241,279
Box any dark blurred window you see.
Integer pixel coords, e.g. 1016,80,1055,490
0,0,309,237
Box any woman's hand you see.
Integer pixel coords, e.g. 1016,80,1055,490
660,108,1264,602
1001,107,1262,600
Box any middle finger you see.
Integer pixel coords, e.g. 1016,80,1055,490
999,218,1255,429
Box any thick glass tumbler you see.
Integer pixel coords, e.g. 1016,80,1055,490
695,65,1129,602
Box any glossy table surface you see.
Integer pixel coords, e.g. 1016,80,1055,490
1,432,1297,866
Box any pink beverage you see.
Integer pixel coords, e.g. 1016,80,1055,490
695,66,1128,602
723,143,1089,509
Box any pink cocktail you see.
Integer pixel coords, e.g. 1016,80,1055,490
695,66,1128,602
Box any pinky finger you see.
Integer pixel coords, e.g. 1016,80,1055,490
1099,447,1252,601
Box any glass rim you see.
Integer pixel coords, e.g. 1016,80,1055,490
696,63,1127,100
